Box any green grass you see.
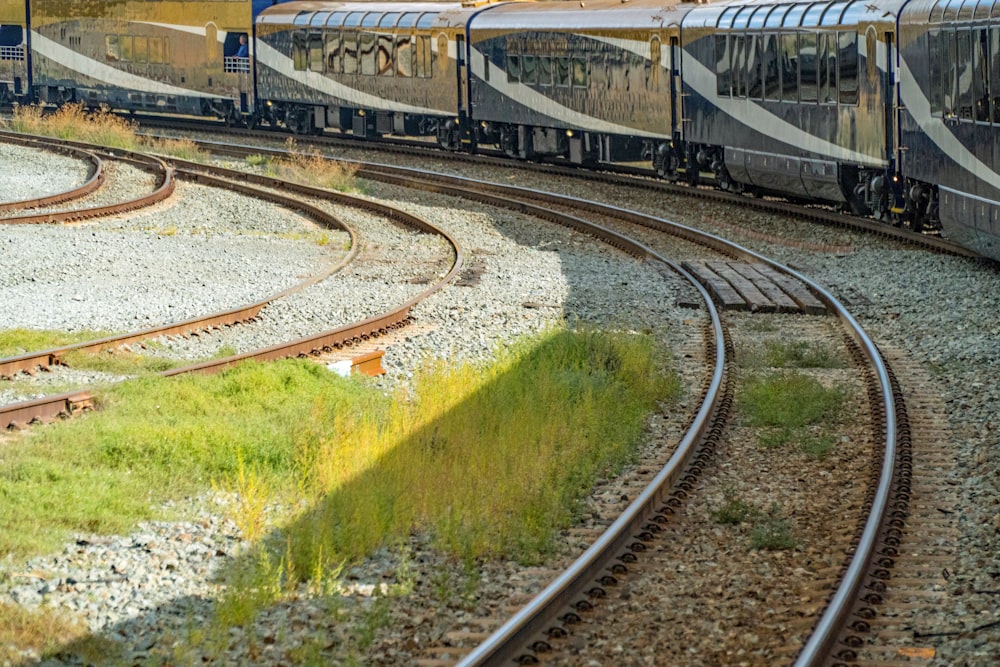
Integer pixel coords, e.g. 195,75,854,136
0,327,678,659
739,339,843,370
741,371,845,429
711,487,759,524
750,504,797,551
0,328,113,358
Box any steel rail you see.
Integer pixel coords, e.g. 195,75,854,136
0,134,105,212
0,170,359,382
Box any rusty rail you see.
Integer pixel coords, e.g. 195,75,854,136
0,134,105,213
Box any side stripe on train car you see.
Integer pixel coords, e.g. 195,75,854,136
682,48,884,166
898,55,1000,192
468,44,666,138
31,32,215,98
255,40,449,116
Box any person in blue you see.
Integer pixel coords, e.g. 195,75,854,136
236,34,249,58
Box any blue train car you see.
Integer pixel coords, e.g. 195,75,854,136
680,0,902,216
897,0,1000,258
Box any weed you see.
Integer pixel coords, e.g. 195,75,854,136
246,154,270,167
741,371,845,429
7,103,138,150
800,432,836,458
711,488,759,524
355,594,391,649
750,503,797,550
0,328,113,358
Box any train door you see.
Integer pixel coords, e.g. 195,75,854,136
670,34,682,140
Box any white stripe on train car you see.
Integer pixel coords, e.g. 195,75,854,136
31,32,215,98
255,40,450,116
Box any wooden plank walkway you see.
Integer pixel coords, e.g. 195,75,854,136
681,260,828,315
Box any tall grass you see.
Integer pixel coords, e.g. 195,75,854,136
256,138,359,192
5,103,139,150
0,328,112,358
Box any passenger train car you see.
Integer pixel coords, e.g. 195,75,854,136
1,0,998,260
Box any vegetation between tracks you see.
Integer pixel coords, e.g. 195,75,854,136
2,104,360,193
0,327,677,660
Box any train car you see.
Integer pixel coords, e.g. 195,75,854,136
465,0,691,172
255,0,502,144
680,0,903,216
28,0,261,122
897,0,1000,259
0,0,27,105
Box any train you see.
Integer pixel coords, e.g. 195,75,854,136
1,0,997,261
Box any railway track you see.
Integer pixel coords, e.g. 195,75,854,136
0,133,939,665
134,115,982,261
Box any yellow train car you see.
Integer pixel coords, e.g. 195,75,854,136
0,0,27,104
255,1,501,145
29,0,256,120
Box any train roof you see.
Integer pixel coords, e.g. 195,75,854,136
257,0,503,28
682,0,907,30
468,0,696,30
900,0,1000,22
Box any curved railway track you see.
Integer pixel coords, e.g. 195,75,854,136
0,132,926,665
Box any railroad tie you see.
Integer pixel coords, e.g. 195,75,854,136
681,260,747,311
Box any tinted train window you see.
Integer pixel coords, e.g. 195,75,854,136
327,33,342,73
957,30,973,119
781,33,797,101
522,55,537,84
746,34,761,98
309,34,324,72
134,36,148,64
360,32,376,75
292,33,307,71
941,30,957,117
150,37,167,64
396,35,413,77
343,33,358,74
121,35,134,62
397,13,419,28
763,34,780,100
538,56,552,87
572,57,586,87
716,35,731,96
556,57,570,87
361,14,379,28
838,31,858,105
507,54,520,82
974,28,989,121
819,33,835,104
344,12,364,28
992,27,1000,122
377,34,393,76
799,33,818,103
379,13,400,28
929,30,942,114
106,35,119,61
416,13,438,29
416,35,432,78
732,35,747,96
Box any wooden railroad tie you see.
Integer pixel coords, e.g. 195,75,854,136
681,260,827,315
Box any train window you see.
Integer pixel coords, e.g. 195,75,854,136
763,34,780,100
974,28,989,122
134,36,148,64
799,32,818,103
819,33,835,104
716,35,731,96
292,33,307,71
360,32,376,75
781,33,798,102
106,34,120,61
840,4,866,25
802,5,825,27
379,13,400,28
294,12,313,27
717,7,739,30
572,57,587,87
326,12,347,28
957,29,973,119
929,30,942,114
742,35,759,98
538,56,552,87
522,55,537,85
396,35,413,77
326,33,342,73
838,31,858,105
377,34,394,76
416,35,432,78
507,54,520,82
361,14,379,28
748,6,768,29
556,57,570,87
764,5,788,29
397,13,420,28
820,2,849,26
992,27,1000,122
941,30,957,117
416,14,438,29
732,35,746,96
121,35,134,63
344,12,364,28
311,12,330,28
309,34,324,72
343,33,358,74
